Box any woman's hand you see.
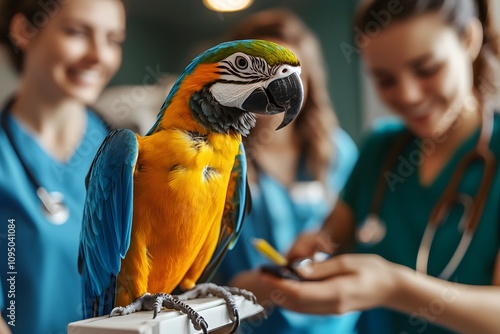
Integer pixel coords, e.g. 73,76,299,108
261,253,407,314
286,230,337,262
287,201,357,262
229,268,290,307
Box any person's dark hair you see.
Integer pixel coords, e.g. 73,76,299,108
0,0,50,72
354,0,500,102
225,8,338,183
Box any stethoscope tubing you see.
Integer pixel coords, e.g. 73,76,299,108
1,100,43,191
1,98,69,224
416,193,474,280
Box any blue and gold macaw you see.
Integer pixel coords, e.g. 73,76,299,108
78,40,303,333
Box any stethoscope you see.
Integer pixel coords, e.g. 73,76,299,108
1,99,69,225
356,107,496,280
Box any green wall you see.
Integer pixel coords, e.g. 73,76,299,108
111,1,362,141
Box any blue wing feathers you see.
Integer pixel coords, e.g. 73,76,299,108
79,129,138,318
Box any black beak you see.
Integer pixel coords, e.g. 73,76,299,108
241,72,304,130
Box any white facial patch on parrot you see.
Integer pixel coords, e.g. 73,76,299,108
210,81,263,108
210,52,302,109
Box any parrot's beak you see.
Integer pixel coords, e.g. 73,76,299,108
242,72,304,130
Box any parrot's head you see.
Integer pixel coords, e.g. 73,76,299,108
156,39,304,136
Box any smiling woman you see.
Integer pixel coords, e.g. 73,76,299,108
0,0,125,333
15,1,125,103
266,1,500,334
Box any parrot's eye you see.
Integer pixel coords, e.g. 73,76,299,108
235,56,248,69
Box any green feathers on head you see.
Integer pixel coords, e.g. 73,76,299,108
197,39,300,67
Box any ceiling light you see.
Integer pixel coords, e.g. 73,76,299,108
203,0,253,12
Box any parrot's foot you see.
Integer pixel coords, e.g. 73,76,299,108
175,282,257,334
109,292,208,334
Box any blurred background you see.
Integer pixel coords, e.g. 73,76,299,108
1,0,499,141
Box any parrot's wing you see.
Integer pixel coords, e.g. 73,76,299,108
78,129,138,318
197,142,251,283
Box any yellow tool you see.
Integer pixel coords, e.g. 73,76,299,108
251,238,288,266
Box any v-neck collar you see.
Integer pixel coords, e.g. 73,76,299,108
8,110,90,167
412,126,481,192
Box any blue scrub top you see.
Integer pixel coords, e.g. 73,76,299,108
217,128,361,334
343,115,500,334
0,109,108,333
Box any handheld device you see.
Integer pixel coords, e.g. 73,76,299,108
251,237,330,281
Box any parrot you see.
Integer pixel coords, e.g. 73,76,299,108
78,39,304,333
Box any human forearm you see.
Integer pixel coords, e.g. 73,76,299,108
320,201,356,253
391,267,500,334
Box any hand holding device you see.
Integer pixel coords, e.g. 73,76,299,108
251,237,329,281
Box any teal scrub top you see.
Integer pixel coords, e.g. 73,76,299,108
0,110,108,334
343,115,500,334
217,128,361,334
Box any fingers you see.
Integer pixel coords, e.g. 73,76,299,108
286,245,313,263
229,270,274,303
286,231,336,262
260,274,327,313
294,254,356,280
259,254,395,315
260,272,354,314
285,233,316,261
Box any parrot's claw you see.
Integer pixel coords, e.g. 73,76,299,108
109,292,208,334
175,283,257,334
229,309,240,334
220,285,258,304
109,293,148,317
155,292,208,333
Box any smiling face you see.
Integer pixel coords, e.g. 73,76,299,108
362,12,478,139
20,0,125,104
